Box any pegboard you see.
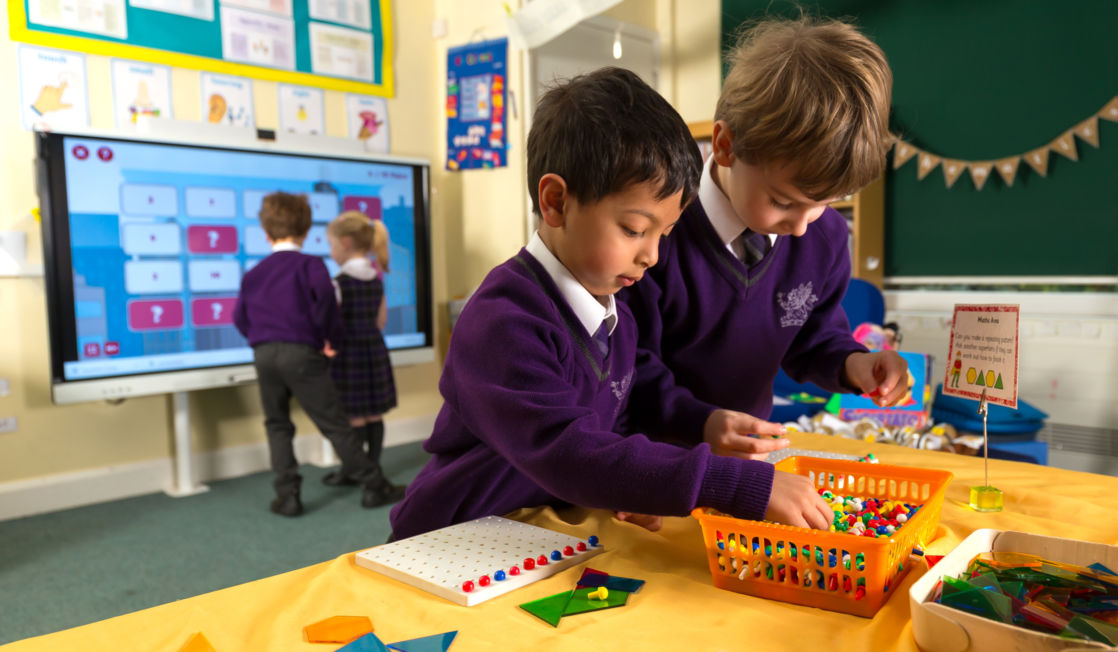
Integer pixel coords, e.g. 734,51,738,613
355,516,604,606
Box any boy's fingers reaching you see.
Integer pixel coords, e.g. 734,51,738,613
742,418,785,438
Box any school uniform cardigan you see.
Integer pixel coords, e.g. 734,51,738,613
388,249,774,540
233,250,343,349
620,199,868,437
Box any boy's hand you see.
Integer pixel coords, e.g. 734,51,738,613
322,341,337,358
843,351,908,407
764,470,833,530
703,409,790,460
615,512,664,532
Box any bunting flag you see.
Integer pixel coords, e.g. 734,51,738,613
893,95,1115,189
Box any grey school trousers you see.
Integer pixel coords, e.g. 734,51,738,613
252,342,376,495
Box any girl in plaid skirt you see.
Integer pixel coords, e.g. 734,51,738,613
324,211,405,506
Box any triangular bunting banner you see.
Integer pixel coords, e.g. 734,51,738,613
917,152,941,180
1074,116,1100,148
893,141,919,169
1050,131,1078,161
1024,147,1049,177
968,162,994,190
1100,96,1118,122
896,95,1113,189
994,157,1020,186
941,159,967,188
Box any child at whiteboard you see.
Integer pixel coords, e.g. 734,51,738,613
388,68,833,541
233,191,385,517
321,211,406,507
620,17,909,449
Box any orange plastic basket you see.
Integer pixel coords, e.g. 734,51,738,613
692,456,953,617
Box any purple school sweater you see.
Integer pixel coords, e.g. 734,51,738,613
388,250,774,540
233,251,343,349
620,200,867,435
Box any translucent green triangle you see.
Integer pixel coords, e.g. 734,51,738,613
519,590,574,627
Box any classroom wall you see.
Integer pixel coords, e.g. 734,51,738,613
0,2,444,487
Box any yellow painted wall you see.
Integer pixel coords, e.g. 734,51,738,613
0,0,723,486
0,1,444,483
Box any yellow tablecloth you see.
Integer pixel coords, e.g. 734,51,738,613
6,433,1118,651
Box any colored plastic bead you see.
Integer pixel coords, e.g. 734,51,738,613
509,565,521,576
462,580,475,593
494,570,507,581
563,545,574,556
479,575,491,587
524,558,536,570
550,550,562,561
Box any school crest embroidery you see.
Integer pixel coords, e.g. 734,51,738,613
610,369,633,420
777,281,818,327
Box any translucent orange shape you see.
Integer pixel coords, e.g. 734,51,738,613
303,615,374,644
179,633,215,652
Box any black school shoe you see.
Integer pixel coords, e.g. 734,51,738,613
321,470,360,486
270,492,304,517
361,478,407,508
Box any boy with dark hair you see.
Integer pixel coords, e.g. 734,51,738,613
389,67,832,540
620,17,908,455
234,191,392,516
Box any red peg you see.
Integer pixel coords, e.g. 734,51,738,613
479,575,491,587
509,565,521,576
563,545,574,556
524,557,536,570
537,555,548,566
576,542,587,552
461,580,475,593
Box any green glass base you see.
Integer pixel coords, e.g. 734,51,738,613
969,485,1004,512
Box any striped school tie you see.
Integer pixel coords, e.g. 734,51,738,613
738,229,770,266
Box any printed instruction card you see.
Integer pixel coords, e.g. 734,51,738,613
943,304,1020,408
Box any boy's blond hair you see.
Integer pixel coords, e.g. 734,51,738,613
328,210,391,272
259,191,312,240
715,17,894,200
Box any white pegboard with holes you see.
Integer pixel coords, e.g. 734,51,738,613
765,448,863,465
354,516,604,606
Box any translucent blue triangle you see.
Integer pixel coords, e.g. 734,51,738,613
387,631,458,652
337,632,388,652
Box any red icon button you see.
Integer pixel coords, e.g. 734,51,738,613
83,342,101,358
97,146,114,162
104,341,120,356
72,145,89,160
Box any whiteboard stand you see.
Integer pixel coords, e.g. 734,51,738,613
165,391,210,497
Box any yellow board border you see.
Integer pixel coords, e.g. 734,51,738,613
8,0,395,97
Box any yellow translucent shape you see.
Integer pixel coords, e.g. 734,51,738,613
303,615,374,644
969,486,1004,512
179,633,215,652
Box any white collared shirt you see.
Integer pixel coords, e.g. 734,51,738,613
332,256,378,305
525,232,617,338
698,155,777,259
271,241,301,252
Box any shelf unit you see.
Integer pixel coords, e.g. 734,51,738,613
687,121,885,287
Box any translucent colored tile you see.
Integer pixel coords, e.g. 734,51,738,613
304,616,375,644
179,633,215,652
604,577,645,593
1066,615,1118,645
337,632,389,652
941,586,1013,623
1090,563,1118,577
562,587,629,616
387,631,458,652
520,590,574,627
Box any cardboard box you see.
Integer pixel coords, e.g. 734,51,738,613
908,529,1118,651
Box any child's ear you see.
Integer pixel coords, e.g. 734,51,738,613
538,173,568,228
711,120,736,168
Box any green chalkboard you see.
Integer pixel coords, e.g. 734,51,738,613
720,0,1118,278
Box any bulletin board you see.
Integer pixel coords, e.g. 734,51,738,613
445,38,507,170
720,0,1118,278
8,0,394,96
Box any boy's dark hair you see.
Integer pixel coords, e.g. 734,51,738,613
527,67,701,216
259,191,312,240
